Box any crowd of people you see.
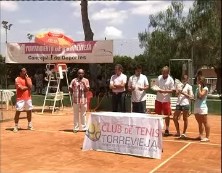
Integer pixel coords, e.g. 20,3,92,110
12,65,210,142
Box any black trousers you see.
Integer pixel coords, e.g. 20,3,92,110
132,100,146,113
112,92,126,112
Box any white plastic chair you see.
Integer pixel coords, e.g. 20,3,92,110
146,94,157,113
0,90,15,110
170,97,178,112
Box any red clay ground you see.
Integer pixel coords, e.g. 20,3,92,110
0,107,221,173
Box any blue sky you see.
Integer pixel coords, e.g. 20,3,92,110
0,1,194,57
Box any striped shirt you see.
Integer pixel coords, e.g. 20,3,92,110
69,78,90,104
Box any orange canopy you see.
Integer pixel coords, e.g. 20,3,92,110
35,31,74,48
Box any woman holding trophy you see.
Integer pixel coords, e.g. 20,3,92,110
173,74,194,138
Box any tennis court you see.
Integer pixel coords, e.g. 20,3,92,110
0,108,221,173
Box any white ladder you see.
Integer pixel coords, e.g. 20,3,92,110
41,63,72,114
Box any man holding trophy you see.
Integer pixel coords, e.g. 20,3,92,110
154,66,175,136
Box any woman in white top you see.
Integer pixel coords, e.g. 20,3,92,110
194,76,210,142
173,75,194,138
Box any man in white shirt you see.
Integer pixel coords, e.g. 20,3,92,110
109,64,127,112
128,65,149,113
155,66,175,136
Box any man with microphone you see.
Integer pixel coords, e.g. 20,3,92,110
69,69,90,133
13,67,34,133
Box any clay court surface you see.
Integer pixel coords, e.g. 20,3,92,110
0,107,221,173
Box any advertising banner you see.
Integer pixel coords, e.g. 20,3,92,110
6,40,113,64
83,112,164,159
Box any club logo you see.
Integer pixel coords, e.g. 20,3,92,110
86,122,101,141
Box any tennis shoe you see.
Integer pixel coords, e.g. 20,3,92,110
179,134,187,139
27,126,34,131
200,138,210,142
13,127,18,133
164,130,170,136
73,125,79,133
81,125,87,132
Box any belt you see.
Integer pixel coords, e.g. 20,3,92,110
113,91,124,95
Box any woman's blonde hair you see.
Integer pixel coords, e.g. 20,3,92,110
197,76,207,87
162,66,169,72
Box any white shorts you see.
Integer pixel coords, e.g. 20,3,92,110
194,107,208,115
16,99,33,111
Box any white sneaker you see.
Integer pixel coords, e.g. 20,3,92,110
81,125,87,132
28,126,35,131
73,126,79,133
13,127,18,133
179,134,187,139
200,137,210,142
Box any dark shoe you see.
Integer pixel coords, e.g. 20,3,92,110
179,134,187,139
164,130,169,136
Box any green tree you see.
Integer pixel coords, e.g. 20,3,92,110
187,0,221,92
138,0,221,92
138,2,189,78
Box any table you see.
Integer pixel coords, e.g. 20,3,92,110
82,112,164,159
0,89,16,110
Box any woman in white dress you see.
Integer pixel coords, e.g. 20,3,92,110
194,76,210,142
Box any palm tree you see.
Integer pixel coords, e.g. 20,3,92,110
80,0,94,41
80,0,102,91
216,1,221,25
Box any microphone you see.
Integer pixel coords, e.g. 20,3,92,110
78,76,83,82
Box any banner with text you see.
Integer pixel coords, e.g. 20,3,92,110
82,112,163,159
6,40,113,63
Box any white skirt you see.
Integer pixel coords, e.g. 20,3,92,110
194,107,208,115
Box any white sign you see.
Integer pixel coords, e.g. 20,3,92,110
83,112,164,159
6,40,113,64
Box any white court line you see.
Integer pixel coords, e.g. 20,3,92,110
24,130,221,147
163,139,221,146
149,143,191,173
3,128,220,147
165,131,221,136
182,132,221,136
